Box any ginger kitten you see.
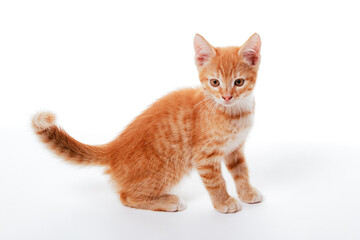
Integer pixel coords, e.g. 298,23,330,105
32,33,262,213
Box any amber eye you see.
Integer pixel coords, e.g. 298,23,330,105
210,79,220,87
234,78,245,87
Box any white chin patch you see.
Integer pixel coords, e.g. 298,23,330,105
222,101,236,107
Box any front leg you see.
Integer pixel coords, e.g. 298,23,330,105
195,153,241,213
224,146,262,203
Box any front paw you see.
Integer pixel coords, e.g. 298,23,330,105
214,197,242,214
238,187,262,204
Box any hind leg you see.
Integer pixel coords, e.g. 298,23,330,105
120,192,186,212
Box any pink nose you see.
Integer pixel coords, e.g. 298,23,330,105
222,95,233,101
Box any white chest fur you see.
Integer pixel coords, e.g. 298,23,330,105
222,125,252,154
222,94,255,154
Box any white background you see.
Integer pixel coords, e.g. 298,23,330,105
1,0,359,239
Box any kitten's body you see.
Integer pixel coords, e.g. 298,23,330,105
33,34,263,213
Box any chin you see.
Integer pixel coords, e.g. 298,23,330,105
222,101,238,107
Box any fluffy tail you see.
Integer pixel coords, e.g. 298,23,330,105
32,112,108,166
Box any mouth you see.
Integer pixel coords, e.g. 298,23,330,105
221,99,237,107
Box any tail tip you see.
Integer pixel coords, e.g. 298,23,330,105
32,112,56,130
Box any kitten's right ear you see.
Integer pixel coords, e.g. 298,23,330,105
194,34,216,68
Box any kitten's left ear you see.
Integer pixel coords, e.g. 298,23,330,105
239,33,261,66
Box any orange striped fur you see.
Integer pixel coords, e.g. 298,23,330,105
32,33,262,213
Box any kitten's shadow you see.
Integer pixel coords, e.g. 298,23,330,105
249,142,356,187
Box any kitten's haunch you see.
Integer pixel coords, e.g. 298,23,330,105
32,33,263,213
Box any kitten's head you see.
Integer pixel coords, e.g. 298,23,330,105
194,33,261,106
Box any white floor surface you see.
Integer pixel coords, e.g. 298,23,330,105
0,127,359,240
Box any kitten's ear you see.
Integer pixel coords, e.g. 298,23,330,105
194,34,216,68
239,33,261,66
